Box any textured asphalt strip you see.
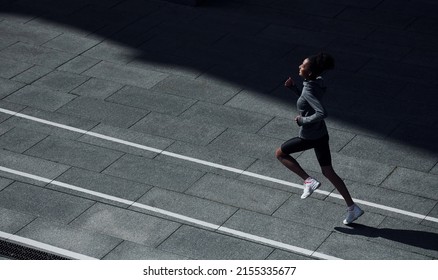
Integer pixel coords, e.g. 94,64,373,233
0,166,340,260
0,229,97,260
0,107,436,224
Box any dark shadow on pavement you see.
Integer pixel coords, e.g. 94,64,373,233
1,0,438,155
335,224,438,252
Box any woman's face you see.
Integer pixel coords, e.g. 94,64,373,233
299,58,312,78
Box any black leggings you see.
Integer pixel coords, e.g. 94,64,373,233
280,134,332,166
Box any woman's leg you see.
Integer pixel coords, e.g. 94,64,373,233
275,148,309,180
321,165,354,207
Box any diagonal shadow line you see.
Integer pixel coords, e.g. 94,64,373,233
335,224,438,253
0,0,438,156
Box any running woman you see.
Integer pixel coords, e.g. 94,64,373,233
275,52,364,225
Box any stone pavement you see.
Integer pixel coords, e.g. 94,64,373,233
0,0,437,260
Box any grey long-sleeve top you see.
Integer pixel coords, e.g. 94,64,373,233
290,77,328,140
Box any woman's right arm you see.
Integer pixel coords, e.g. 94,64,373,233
284,77,301,96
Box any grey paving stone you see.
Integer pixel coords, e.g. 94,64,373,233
106,85,196,116
330,71,405,99
103,240,186,260
53,167,152,208
207,129,284,162
0,77,24,99
0,42,76,68
158,225,273,260
197,62,277,93
304,151,395,186
270,0,346,18
83,61,168,89
0,149,70,186
266,249,313,261
0,57,32,79
259,24,336,48
0,124,11,138
210,34,294,63
423,204,438,229
327,37,411,61
0,177,13,192
222,209,331,254
337,7,416,29
376,0,438,17
0,182,94,223
0,21,60,45
397,82,437,106
103,154,205,193
340,135,437,172
4,85,76,112
256,117,302,141
324,111,400,140
0,207,35,234
366,217,438,259
42,33,101,54
32,70,89,92
186,173,290,215
151,76,240,105
70,203,181,247
78,123,173,158
156,141,256,178
0,127,47,153
131,112,225,146
71,78,123,99
274,194,385,231
82,41,141,64
402,48,438,69
317,232,428,260
431,164,438,176
17,219,122,259
11,65,53,84
133,187,237,226
25,136,124,173
57,55,101,74
128,53,210,79
407,17,438,36
368,27,438,50
0,107,98,140
380,167,438,201
180,102,272,133
351,94,435,127
389,123,438,153
359,59,437,86
0,12,35,25
266,249,312,260
320,19,376,39
56,97,148,128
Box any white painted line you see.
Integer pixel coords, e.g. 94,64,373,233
131,202,220,230
0,230,97,260
218,227,340,260
86,131,163,154
0,165,338,260
0,107,437,224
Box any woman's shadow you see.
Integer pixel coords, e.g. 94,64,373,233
334,224,438,253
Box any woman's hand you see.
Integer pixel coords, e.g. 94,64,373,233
295,115,303,126
284,77,295,88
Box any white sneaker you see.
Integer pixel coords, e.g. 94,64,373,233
343,204,364,225
301,177,321,199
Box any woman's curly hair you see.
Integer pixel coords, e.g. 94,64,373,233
308,52,335,77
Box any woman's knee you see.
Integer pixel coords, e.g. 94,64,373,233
275,148,285,159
